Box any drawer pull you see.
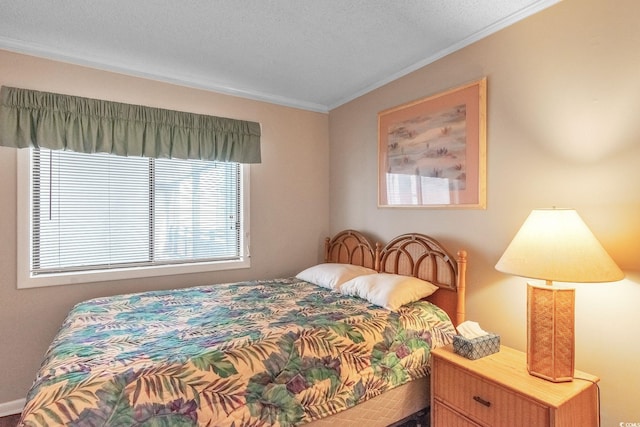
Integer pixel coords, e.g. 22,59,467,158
473,395,491,407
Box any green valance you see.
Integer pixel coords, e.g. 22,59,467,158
0,86,261,163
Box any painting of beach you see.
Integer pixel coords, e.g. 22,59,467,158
386,104,467,189
378,78,486,208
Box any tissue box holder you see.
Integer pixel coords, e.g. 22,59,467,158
453,333,500,360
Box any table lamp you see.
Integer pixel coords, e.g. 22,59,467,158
495,208,623,382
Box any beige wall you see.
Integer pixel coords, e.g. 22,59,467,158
329,0,640,424
0,50,330,404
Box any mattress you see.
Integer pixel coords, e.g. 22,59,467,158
19,278,455,426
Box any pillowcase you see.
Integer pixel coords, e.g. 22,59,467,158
296,263,377,291
340,273,439,311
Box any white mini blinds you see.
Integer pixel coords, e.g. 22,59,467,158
30,148,243,276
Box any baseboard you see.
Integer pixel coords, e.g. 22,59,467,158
0,398,25,417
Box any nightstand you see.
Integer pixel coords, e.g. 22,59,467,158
430,345,599,427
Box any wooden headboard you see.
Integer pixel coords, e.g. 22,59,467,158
324,229,379,270
325,230,467,326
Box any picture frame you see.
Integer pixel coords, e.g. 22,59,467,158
378,78,486,209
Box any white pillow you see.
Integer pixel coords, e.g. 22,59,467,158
296,263,377,291
340,273,439,311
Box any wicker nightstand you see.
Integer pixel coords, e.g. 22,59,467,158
430,345,599,427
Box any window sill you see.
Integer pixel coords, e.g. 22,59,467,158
17,258,251,289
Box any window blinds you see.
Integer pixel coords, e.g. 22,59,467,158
32,148,241,274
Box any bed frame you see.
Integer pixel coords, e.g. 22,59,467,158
313,229,467,427
324,229,467,326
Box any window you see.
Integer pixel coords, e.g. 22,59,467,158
18,148,250,288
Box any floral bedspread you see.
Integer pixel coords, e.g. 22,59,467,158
19,278,456,427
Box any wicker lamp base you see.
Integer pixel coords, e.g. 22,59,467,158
527,283,575,382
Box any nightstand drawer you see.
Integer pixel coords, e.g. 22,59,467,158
433,356,549,427
433,400,482,427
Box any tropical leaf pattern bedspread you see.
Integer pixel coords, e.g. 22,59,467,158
19,278,456,427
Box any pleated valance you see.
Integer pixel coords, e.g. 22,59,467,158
0,86,261,163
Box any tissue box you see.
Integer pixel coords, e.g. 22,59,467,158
453,333,500,360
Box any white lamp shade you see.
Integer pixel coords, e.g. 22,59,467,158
495,208,624,283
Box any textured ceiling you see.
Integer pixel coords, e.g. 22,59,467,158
0,0,559,112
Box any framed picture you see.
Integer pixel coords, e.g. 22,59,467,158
378,78,486,209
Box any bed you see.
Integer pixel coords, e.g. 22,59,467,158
18,230,467,427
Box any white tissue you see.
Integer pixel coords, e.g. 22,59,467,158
456,320,488,339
